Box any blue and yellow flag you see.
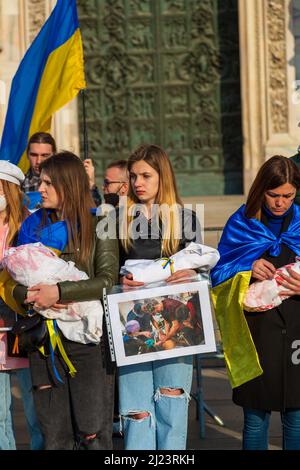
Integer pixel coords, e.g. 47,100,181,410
211,204,300,388
0,0,85,173
17,208,68,252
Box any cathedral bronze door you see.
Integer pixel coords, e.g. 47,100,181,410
78,0,242,196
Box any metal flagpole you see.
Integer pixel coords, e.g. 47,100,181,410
81,89,89,160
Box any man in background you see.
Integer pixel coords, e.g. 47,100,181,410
23,132,102,206
103,159,129,206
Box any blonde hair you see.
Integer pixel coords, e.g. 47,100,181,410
121,144,183,256
2,180,27,246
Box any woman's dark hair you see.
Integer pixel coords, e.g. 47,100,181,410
39,152,94,264
26,132,57,154
245,155,300,218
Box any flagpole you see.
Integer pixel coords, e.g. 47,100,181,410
81,89,89,160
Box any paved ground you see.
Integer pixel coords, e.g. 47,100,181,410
11,360,283,451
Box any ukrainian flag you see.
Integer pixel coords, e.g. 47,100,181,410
0,0,85,173
210,204,300,388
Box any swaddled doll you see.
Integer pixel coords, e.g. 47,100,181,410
243,260,300,312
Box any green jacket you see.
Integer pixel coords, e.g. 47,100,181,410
14,216,119,305
290,153,300,205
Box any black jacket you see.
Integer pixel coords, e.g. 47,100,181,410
118,207,202,267
233,209,300,411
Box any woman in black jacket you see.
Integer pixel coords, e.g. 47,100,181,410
13,152,119,450
212,156,300,450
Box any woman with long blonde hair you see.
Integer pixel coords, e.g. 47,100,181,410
118,144,202,450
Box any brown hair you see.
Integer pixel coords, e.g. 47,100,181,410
121,144,183,256
39,152,94,264
106,159,128,172
245,155,300,219
2,180,28,246
27,132,57,154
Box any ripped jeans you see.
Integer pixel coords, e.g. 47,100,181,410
118,356,193,450
29,335,115,450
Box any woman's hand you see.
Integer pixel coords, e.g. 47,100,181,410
25,284,60,309
252,259,276,281
277,268,300,297
120,274,144,287
83,158,96,189
166,269,198,283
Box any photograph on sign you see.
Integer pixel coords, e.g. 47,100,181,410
106,280,216,366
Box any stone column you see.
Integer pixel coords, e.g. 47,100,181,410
0,0,23,134
239,0,299,193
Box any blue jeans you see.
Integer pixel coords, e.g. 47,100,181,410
13,369,44,450
0,371,16,450
243,408,300,450
118,356,193,450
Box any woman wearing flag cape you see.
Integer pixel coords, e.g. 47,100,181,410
211,155,300,450
13,152,119,450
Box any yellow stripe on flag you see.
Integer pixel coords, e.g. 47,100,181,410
211,271,263,388
0,270,26,315
19,29,86,173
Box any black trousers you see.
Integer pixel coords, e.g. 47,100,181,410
29,332,115,450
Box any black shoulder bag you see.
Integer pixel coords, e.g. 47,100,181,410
7,313,48,357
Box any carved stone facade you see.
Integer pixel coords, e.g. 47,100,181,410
25,0,48,44
267,0,289,134
0,0,299,197
239,0,299,193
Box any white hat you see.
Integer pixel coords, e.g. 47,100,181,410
0,161,25,186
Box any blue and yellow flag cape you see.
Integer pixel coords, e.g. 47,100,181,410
18,209,76,380
0,209,77,380
0,209,68,314
24,191,43,212
17,208,68,252
211,204,300,388
0,0,85,173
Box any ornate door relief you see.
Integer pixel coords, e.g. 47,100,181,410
78,0,243,196
239,0,299,193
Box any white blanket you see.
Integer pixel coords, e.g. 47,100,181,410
243,260,300,312
1,243,103,344
120,242,220,283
